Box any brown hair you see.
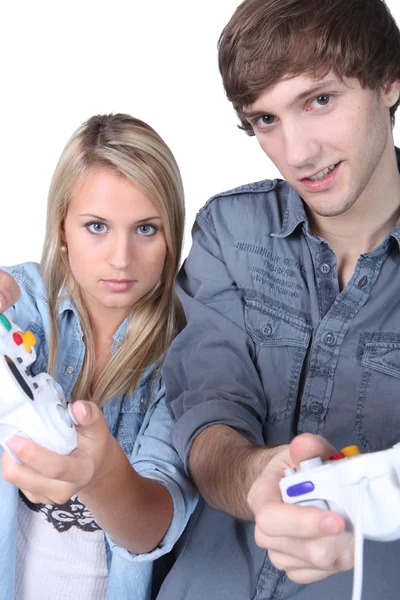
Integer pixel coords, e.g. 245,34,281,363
218,0,400,134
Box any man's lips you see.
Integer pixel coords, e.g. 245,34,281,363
300,162,341,192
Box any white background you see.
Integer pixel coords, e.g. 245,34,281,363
1,0,400,264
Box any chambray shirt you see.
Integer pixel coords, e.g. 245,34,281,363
160,166,400,599
0,262,197,600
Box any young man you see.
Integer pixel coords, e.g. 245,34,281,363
159,0,400,598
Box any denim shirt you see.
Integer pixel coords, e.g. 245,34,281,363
0,262,197,600
161,161,400,600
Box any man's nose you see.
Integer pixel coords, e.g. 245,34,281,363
283,122,321,169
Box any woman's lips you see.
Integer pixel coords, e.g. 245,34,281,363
101,279,136,291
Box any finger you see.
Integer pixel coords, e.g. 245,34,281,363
285,567,338,585
72,401,107,437
255,503,345,539
4,459,76,504
260,531,353,570
20,489,53,505
289,433,337,466
5,435,93,484
268,549,323,572
0,271,21,311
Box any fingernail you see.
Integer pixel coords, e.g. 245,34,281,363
321,516,342,534
78,401,88,417
6,436,24,453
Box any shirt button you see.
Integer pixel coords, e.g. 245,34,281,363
324,332,336,346
309,401,323,415
65,366,75,374
320,263,331,274
358,276,369,289
262,324,273,336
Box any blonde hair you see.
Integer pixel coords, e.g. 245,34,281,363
41,114,185,408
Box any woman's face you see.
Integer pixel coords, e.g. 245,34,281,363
63,168,167,322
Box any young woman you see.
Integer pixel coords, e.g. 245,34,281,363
0,113,197,600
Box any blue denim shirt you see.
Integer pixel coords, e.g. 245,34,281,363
0,262,197,600
161,160,400,600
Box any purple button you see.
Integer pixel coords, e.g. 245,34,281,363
286,481,315,497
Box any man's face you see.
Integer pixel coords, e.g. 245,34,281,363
243,73,400,218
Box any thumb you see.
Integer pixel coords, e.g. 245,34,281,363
72,400,103,428
289,433,337,468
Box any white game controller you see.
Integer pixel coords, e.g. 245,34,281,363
0,312,77,457
280,443,400,600
280,444,400,541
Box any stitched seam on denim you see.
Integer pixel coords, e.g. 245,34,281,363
11,271,48,306
253,554,286,600
356,332,400,361
198,179,279,214
243,289,312,326
196,207,216,232
244,305,311,336
356,368,373,452
268,345,307,424
361,346,400,379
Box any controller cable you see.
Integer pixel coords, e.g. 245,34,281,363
351,477,368,600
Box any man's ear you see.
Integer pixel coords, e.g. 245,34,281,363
381,79,400,108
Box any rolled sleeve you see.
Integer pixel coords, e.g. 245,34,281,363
106,382,198,562
163,208,267,469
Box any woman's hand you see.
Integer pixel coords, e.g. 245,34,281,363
1,399,174,554
0,270,20,312
1,400,120,504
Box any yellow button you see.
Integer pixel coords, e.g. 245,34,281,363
340,445,361,457
21,331,37,353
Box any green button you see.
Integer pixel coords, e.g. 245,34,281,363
0,314,12,332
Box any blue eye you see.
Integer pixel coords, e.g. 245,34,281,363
137,224,157,236
87,222,108,234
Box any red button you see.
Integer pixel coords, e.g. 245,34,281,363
329,452,345,461
12,332,23,345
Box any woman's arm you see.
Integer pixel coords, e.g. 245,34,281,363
2,400,175,554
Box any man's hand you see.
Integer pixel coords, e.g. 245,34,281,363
1,400,119,504
248,433,354,583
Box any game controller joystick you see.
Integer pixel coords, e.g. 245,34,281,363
0,313,77,457
280,443,400,599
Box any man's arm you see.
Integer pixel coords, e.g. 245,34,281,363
188,424,283,520
190,425,354,582
165,201,353,582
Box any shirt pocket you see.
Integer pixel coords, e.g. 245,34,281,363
117,380,152,457
356,334,400,452
244,297,311,423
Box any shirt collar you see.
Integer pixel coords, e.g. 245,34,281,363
57,293,128,345
270,184,308,238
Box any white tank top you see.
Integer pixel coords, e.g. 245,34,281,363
15,491,108,600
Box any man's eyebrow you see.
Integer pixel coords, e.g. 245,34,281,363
287,78,340,106
242,78,340,119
